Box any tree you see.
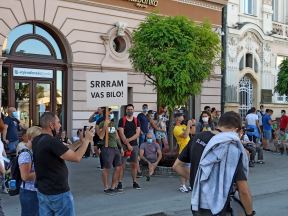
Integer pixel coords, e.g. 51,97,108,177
275,58,288,95
129,14,221,150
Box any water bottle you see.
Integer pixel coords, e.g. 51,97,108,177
9,180,16,190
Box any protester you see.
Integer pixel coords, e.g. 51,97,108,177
3,107,22,153
139,132,162,181
0,118,5,215
154,112,168,149
262,109,274,151
256,105,265,133
245,107,261,143
0,118,8,195
89,107,105,157
32,112,94,215
117,104,141,190
18,126,41,216
196,111,215,133
279,110,288,132
240,129,257,167
173,113,193,192
137,104,149,145
203,106,210,112
173,111,254,216
147,110,157,139
210,108,219,127
99,113,123,194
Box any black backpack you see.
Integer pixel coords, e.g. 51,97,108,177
6,148,32,196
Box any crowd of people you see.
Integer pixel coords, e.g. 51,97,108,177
0,103,286,215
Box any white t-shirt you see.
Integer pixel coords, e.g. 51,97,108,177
246,113,258,126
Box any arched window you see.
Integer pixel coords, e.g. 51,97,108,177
2,23,63,60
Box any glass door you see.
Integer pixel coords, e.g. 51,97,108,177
14,81,32,128
13,80,53,127
34,82,52,126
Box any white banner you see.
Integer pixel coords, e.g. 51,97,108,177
86,72,128,108
13,67,53,78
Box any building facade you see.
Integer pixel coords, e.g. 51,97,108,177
0,0,226,136
224,0,288,118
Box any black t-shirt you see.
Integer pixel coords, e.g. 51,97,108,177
32,134,70,195
118,117,140,146
178,131,247,189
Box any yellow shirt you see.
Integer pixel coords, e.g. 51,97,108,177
173,125,190,153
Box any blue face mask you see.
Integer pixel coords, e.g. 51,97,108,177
12,111,18,118
147,138,153,144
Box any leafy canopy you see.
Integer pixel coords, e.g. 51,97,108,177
129,14,221,111
275,58,288,95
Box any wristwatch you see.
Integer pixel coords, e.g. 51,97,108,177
247,210,256,216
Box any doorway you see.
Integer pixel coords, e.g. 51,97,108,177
13,80,53,127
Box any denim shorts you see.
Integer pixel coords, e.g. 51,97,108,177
263,130,272,140
20,188,39,216
37,191,75,216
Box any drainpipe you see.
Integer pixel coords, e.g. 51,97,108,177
221,5,227,113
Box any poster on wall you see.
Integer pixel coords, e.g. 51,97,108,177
86,72,128,108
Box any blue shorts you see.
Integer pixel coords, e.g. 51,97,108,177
263,130,272,140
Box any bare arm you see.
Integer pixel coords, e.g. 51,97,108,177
19,163,36,181
181,120,193,138
3,124,8,143
61,129,94,163
155,148,162,164
140,149,150,164
172,158,190,180
88,113,97,123
236,180,253,215
256,120,261,134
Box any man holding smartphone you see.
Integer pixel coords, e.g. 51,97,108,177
33,112,94,216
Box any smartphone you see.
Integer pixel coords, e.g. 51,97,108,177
83,126,93,137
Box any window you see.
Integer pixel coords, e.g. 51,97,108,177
245,53,253,68
244,0,256,16
272,0,279,21
2,23,63,59
16,39,51,56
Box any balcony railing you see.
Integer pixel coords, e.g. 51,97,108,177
272,22,288,38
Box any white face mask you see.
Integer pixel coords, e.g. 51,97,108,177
202,117,209,123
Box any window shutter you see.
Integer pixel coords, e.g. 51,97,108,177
261,89,273,103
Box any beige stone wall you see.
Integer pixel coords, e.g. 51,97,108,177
0,0,223,135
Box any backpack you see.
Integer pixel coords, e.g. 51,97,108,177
122,116,138,128
5,148,32,196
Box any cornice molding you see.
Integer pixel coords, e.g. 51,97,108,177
173,0,224,11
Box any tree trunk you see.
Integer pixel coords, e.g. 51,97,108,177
168,111,175,151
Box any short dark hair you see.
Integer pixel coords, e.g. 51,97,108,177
204,106,210,111
218,111,242,130
142,104,148,108
281,110,286,113
40,112,56,129
260,105,264,109
250,107,256,113
265,109,269,113
211,107,216,113
126,104,134,109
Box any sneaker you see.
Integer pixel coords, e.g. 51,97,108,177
146,176,150,181
1,188,8,194
249,161,255,167
104,189,115,195
133,182,141,190
136,171,143,178
116,182,123,191
258,160,265,164
188,186,192,191
179,185,189,193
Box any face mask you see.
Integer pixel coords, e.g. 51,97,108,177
109,113,114,120
202,117,209,123
281,113,285,116
143,108,148,113
12,111,18,118
127,111,133,116
147,138,153,144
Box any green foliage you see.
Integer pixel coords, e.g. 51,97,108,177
275,58,288,95
129,14,221,112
